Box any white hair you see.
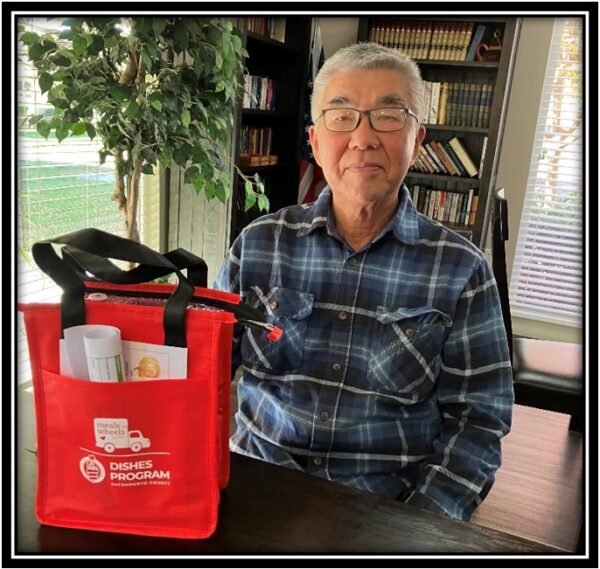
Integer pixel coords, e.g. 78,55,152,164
311,42,425,123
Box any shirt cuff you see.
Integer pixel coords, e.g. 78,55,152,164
402,490,456,520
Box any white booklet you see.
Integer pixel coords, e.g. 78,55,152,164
60,325,187,381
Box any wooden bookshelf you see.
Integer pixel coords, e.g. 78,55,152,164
358,17,521,247
230,17,311,243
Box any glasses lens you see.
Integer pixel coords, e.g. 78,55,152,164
323,108,359,131
370,108,407,131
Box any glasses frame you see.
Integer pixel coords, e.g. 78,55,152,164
317,106,420,132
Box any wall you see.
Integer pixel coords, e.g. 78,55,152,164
316,17,359,57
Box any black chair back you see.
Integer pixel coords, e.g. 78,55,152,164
490,188,514,363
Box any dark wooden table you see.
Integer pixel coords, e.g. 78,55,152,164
16,387,569,555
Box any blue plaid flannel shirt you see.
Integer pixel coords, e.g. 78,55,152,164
214,185,513,521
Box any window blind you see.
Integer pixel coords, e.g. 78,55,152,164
509,18,583,327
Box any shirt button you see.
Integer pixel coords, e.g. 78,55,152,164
338,311,348,320
319,411,330,421
348,257,357,267
332,362,342,371
313,457,323,466
270,300,278,310
405,328,415,338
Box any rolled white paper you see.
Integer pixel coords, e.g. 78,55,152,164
83,326,125,382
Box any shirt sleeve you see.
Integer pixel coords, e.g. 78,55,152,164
213,238,244,377
404,255,514,521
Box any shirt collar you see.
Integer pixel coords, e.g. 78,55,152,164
297,184,420,245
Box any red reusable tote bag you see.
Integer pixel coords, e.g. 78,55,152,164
19,229,280,539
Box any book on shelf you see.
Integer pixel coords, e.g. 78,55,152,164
243,75,277,111
478,136,488,178
477,84,493,128
370,20,481,62
437,82,449,125
269,17,286,42
448,137,479,177
239,153,278,167
423,142,446,173
443,142,469,177
465,24,487,61
468,195,479,226
429,140,457,176
428,81,441,125
247,17,286,43
408,185,479,227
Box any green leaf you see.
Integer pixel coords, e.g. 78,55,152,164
110,85,129,104
20,32,39,45
152,19,167,36
58,28,74,40
55,122,72,142
203,179,215,199
150,99,163,112
71,122,86,136
36,120,51,139
141,163,154,175
181,109,191,127
193,173,206,194
215,180,229,203
85,122,97,139
159,149,172,169
244,180,257,211
72,34,87,56
38,72,53,94
126,100,140,119
257,193,270,212
184,165,199,184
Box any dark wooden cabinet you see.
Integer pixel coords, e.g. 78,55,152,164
358,17,521,248
230,17,311,244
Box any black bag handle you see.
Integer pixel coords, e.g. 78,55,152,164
32,229,196,347
61,245,208,287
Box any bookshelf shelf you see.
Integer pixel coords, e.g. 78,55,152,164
407,172,482,186
416,59,500,69
230,17,311,243
423,124,489,134
358,16,521,247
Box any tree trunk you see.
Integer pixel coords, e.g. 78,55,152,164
125,156,144,244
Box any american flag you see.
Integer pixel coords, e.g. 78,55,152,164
298,23,326,204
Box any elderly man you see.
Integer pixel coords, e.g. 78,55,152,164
215,42,513,521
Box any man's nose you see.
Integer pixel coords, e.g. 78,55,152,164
348,114,380,150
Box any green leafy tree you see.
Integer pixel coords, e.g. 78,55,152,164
20,16,268,242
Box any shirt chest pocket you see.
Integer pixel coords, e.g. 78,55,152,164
367,305,451,402
241,286,314,372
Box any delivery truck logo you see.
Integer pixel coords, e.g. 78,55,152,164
94,418,151,453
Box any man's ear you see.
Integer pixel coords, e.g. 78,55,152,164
308,125,322,166
411,125,427,163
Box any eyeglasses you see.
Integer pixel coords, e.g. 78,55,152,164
317,107,420,132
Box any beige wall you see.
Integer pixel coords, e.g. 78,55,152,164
316,17,359,57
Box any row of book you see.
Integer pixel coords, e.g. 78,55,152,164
239,126,273,156
412,136,486,179
409,185,479,227
242,74,277,111
246,17,286,42
422,81,493,128
368,21,498,62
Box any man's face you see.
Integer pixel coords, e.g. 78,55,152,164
309,68,426,211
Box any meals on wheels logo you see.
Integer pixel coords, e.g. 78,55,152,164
79,418,172,487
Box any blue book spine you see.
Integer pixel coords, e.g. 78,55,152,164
466,24,487,61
